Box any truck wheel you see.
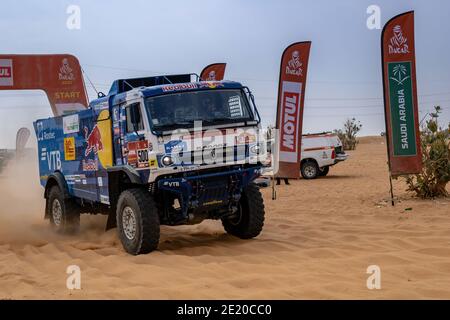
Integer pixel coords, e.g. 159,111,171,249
47,185,80,234
222,183,265,239
116,189,160,255
318,166,330,177
301,161,319,179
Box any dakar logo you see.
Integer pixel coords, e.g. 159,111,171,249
84,125,103,157
58,58,75,81
390,64,410,86
389,25,410,54
286,50,302,77
206,70,216,81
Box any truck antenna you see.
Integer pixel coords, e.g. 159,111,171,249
81,67,100,98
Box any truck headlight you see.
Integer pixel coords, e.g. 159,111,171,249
161,155,173,166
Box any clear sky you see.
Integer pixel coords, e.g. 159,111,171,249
0,0,449,148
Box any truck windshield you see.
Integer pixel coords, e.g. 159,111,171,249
145,89,254,132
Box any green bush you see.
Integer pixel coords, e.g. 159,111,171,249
405,106,450,198
334,118,362,150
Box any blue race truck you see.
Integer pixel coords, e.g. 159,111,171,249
34,74,265,254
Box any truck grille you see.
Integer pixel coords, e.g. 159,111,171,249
177,145,248,165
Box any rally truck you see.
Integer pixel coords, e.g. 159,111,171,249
34,74,266,255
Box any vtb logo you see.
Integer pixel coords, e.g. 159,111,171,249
0,59,13,86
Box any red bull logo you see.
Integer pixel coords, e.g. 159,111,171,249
84,125,103,156
199,81,224,89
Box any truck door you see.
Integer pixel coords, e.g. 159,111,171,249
112,102,145,166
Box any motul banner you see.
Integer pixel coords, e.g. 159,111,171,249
275,42,311,178
382,11,422,176
0,54,88,116
200,63,226,81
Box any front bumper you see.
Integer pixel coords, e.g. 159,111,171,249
157,166,262,220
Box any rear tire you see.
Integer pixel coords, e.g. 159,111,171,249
301,160,319,179
222,183,265,239
318,166,330,177
116,189,160,255
47,185,80,234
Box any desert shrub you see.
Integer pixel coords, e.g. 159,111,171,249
334,118,362,150
405,106,450,198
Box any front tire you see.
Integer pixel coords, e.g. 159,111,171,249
116,189,160,255
301,160,319,179
47,185,80,234
222,183,265,239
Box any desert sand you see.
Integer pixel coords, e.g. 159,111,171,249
0,136,449,299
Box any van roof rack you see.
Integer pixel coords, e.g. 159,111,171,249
303,131,333,136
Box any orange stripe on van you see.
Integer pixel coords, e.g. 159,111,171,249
303,146,333,152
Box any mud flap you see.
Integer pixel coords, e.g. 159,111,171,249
105,205,117,230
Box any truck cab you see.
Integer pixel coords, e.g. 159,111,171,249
34,74,266,255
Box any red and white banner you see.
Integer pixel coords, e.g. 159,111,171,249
381,11,422,176
0,54,88,116
275,42,311,178
200,63,226,81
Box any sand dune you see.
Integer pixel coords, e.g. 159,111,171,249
1,136,449,299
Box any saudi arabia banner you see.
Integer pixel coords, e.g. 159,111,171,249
381,11,422,176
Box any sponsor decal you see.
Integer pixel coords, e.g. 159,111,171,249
198,81,224,89
84,125,103,157
163,181,180,187
64,137,76,161
228,95,243,118
58,58,75,81
279,81,302,161
36,122,56,141
82,159,98,171
236,133,256,144
388,25,409,55
285,51,303,77
162,83,197,92
63,114,79,134
42,150,62,171
100,195,110,205
65,174,85,184
149,155,158,169
388,62,417,156
165,140,187,154
127,140,151,168
0,59,13,86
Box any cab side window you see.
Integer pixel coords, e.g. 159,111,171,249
126,102,144,133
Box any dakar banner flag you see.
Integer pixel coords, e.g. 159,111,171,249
200,63,226,81
382,11,422,176
275,42,311,178
0,54,88,116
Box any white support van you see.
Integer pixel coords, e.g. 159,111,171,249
256,132,348,186
300,132,348,179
